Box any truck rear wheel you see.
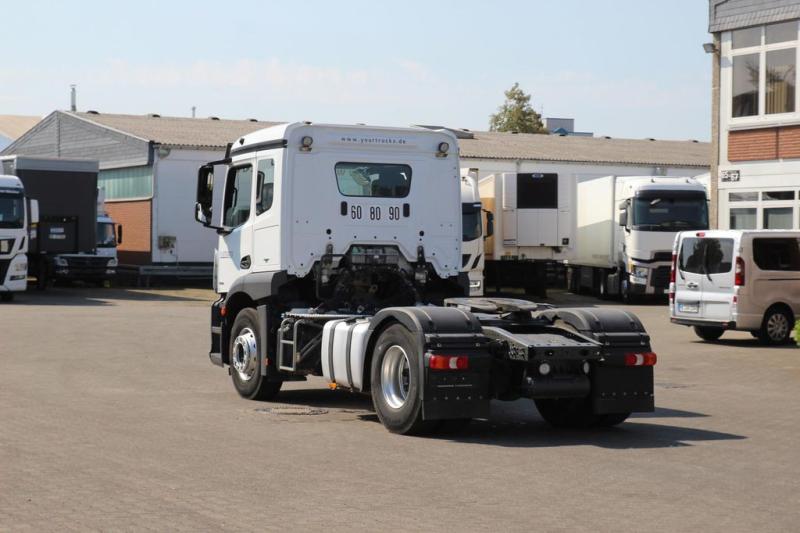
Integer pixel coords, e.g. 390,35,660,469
370,324,435,435
229,308,282,401
693,326,724,342
535,398,630,428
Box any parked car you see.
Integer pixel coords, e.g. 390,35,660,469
670,230,800,344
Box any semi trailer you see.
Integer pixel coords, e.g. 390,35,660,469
0,156,102,288
0,174,37,301
565,175,709,301
195,123,656,435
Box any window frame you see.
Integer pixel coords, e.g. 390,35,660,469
222,163,254,229
724,188,800,229
727,21,800,123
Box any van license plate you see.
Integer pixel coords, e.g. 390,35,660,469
678,303,699,313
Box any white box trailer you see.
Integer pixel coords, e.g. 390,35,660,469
479,172,573,296
566,175,709,301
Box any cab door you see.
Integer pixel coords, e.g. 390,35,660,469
216,162,255,293
673,235,706,318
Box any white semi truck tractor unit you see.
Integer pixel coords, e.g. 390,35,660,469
195,123,657,434
460,172,489,296
566,176,709,301
0,174,37,301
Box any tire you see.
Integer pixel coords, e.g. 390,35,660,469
0,293,13,302
370,323,436,435
597,271,610,300
693,326,724,342
620,278,637,305
229,308,282,401
535,398,629,428
759,306,794,345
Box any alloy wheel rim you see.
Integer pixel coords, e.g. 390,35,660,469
381,345,411,410
232,327,258,382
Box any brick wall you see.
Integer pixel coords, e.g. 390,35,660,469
729,125,800,162
105,200,151,265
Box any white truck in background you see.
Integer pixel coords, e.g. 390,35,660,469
0,174,38,301
460,172,491,296
51,189,121,285
565,175,709,301
479,172,572,297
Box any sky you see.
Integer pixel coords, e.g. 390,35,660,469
0,0,712,141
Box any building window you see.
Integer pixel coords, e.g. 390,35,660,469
98,166,153,200
729,21,798,118
729,191,759,202
730,208,757,229
732,54,760,117
763,190,795,201
764,207,794,229
766,48,796,114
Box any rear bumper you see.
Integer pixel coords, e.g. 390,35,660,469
671,317,737,329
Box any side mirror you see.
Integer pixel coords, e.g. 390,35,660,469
618,210,628,228
116,224,123,245
484,210,494,238
29,198,39,225
195,164,214,224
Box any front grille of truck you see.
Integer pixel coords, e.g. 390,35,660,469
66,257,107,268
652,252,673,262
650,266,671,289
0,259,10,284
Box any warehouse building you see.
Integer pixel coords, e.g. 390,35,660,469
708,0,800,229
4,111,709,275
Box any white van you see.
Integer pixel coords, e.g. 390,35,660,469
670,230,800,344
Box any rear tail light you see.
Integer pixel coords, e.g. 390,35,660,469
428,354,469,370
735,257,745,286
670,253,677,283
624,352,657,366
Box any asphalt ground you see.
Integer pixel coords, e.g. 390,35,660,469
1,287,798,532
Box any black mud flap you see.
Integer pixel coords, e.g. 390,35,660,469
536,307,655,414
422,351,491,421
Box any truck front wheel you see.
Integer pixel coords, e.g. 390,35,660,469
229,308,282,401
370,324,435,435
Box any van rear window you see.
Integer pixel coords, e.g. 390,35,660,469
753,238,800,271
679,238,734,274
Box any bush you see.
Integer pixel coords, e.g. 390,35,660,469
795,320,800,346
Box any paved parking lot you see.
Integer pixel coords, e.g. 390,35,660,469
1,287,799,532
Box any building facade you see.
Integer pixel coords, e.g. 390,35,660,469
710,0,800,230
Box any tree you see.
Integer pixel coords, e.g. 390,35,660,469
489,82,547,134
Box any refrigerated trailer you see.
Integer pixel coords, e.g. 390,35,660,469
0,156,100,288
479,172,572,297
194,123,656,435
565,175,708,301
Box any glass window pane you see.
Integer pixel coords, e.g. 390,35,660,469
98,166,153,200
753,238,800,270
729,191,759,202
462,202,482,241
223,166,253,227
730,207,757,229
762,190,795,201
732,27,762,48
732,54,760,117
335,162,412,198
766,21,797,44
679,238,705,274
706,239,735,274
256,159,275,215
764,207,794,229
766,48,796,114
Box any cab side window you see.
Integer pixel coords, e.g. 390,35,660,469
256,159,275,215
223,165,253,227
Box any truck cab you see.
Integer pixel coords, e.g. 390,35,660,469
0,174,36,301
461,172,486,296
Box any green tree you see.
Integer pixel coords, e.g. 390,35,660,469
489,82,547,133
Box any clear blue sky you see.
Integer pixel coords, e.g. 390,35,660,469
1,0,712,140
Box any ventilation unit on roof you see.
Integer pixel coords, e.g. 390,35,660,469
411,124,475,140
86,110,100,114
209,116,220,121
248,118,258,122
148,113,161,118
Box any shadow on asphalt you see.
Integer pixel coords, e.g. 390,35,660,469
4,287,211,306
696,338,799,350
269,389,742,449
